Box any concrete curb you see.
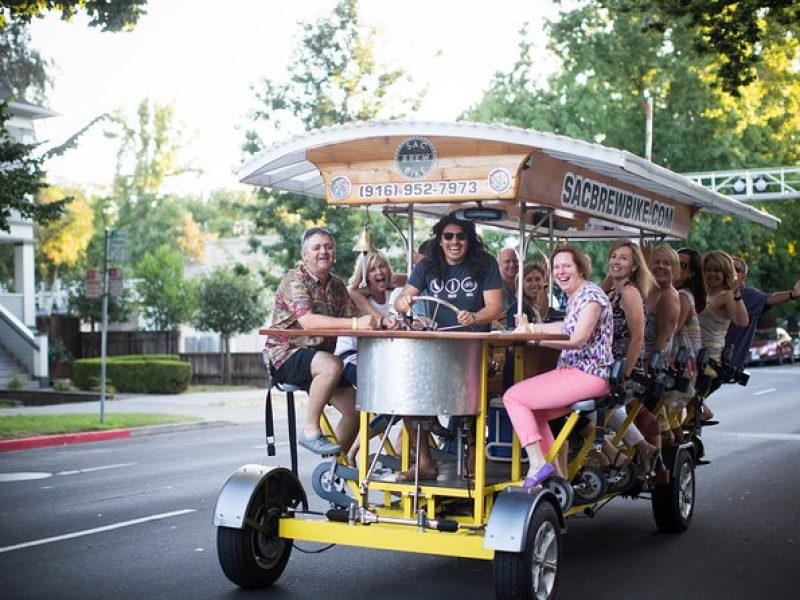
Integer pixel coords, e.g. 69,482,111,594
0,429,131,453
128,420,232,437
0,420,233,453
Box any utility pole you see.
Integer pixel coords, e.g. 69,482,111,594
643,89,653,161
99,228,110,423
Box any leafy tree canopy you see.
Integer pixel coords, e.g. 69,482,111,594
618,0,800,94
35,184,93,287
245,0,424,285
135,244,195,331
0,1,148,32
466,0,799,295
0,101,69,231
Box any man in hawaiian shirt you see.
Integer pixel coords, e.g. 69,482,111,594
265,227,376,455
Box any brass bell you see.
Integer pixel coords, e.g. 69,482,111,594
352,226,376,253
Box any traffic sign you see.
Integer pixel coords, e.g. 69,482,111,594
108,268,124,298
85,269,102,299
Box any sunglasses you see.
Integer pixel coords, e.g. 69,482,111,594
442,231,467,241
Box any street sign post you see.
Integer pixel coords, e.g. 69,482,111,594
84,269,102,299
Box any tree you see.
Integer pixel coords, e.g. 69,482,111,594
465,0,799,291
135,244,195,331
0,21,51,103
35,184,94,290
0,1,148,32
621,0,800,94
192,266,268,384
0,102,68,231
245,0,422,283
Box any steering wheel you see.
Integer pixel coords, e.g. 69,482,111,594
402,295,462,331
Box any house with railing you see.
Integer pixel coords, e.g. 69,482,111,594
0,86,54,387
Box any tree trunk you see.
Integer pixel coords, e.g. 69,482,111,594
223,335,232,385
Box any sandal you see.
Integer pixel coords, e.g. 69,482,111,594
395,466,438,482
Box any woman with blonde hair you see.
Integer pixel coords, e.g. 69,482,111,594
697,250,749,423
604,239,659,472
335,250,402,465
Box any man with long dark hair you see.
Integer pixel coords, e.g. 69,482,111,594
393,214,503,480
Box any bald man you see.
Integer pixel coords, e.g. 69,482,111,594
498,247,519,311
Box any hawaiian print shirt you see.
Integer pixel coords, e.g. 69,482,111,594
265,264,357,369
557,281,614,379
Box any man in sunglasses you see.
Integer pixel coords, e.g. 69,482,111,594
393,214,503,481
264,227,377,455
724,257,800,369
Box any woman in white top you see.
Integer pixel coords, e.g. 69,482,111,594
335,250,401,464
697,250,749,421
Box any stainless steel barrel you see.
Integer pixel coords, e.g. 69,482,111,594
356,337,482,416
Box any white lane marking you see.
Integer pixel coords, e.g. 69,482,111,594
724,432,800,441
0,509,196,555
0,472,53,482
56,463,134,476
753,388,777,396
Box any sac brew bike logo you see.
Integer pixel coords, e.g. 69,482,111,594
560,172,676,233
395,137,437,180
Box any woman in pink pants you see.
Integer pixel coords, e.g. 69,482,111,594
503,245,613,488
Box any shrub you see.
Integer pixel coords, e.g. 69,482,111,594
73,355,192,394
6,373,24,390
52,378,74,391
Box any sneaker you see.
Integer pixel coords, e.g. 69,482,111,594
298,431,340,455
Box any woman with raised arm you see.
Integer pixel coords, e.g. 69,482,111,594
334,250,402,466
697,250,749,422
503,245,613,488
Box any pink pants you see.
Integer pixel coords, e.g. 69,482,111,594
503,367,610,454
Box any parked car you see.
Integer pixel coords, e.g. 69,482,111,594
747,327,795,365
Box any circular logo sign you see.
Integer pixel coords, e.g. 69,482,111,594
488,168,512,194
395,137,437,180
330,176,351,200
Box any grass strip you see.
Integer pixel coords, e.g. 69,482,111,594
0,413,199,439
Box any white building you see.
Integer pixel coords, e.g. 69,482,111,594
0,87,54,386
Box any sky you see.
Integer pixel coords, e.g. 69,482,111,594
27,0,561,196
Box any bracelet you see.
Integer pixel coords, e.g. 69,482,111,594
352,317,358,331
379,316,387,330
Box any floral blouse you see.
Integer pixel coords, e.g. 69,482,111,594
557,281,614,379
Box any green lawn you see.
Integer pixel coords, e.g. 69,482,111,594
0,413,199,439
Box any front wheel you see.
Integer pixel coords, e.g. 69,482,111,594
217,502,292,589
651,450,695,532
494,501,562,600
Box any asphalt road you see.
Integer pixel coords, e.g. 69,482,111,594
1,364,798,599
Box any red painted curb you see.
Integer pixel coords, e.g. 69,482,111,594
0,429,131,453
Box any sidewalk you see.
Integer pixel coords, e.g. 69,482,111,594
0,387,292,452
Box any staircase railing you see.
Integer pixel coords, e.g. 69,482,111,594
0,302,47,385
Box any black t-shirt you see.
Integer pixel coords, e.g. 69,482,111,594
408,258,502,331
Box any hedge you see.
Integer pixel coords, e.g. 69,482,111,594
73,355,192,394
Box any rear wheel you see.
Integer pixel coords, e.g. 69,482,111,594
652,450,695,532
494,501,561,600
